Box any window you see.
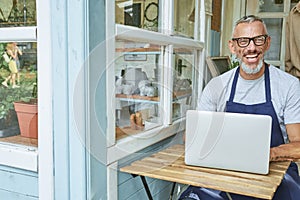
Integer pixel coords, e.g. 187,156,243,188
108,0,205,162
0,0,38,171
246,0,297,69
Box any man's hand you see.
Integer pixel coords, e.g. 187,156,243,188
270,141,300,162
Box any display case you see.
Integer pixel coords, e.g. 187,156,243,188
113,39,201,141
114,40,163,140
108,0,205,162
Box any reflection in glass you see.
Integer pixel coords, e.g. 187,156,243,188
0,0,36,27
263,18,282,60
172,47,194,121
115,0,159,32
114,40,162,140
173,0,195,38
0,42,37,137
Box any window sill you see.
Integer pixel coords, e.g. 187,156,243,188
108,118,186,164
0,136,38,172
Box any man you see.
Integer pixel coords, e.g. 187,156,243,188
179,15,300,200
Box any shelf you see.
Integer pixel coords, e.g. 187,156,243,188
116,47,160,53
173,89,192,100
116,89,192,103
116,94,159,103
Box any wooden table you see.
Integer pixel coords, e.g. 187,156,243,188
120,144,291,200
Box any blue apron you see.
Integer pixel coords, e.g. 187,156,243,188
179,66,300,200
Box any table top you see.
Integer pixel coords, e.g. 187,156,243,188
120,144,291,199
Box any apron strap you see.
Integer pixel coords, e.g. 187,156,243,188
228,67,240,102
264,64,271,102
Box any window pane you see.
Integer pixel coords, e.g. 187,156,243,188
259,0,284,12
173,0,195,38
0,0,36,27
115,39,162,140
291,0,298,10
0,42,37,138
172,47,194,121
263,18,282,61
115,0,159,32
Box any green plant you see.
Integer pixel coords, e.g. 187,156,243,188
0,71,37,129
228,60,239,70
228,55,240,70
0,43,9,71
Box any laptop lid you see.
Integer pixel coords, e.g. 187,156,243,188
185,110,272,174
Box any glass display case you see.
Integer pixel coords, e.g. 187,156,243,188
114,39,163,140
111,0,205,149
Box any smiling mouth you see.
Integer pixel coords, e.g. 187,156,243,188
244,52,261,62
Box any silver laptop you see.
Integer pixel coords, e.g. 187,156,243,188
185,110,272,174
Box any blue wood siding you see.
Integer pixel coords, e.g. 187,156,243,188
0,165,38,200
118,135,183,199
119,172,174,200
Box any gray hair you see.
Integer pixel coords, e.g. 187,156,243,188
233,15,268,35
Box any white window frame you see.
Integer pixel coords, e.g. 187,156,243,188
0,1,54,199
37,0,53,199
0,27,38,172
107,0,206,164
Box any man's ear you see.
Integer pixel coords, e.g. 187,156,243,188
265,36,271,51
228,40,236,54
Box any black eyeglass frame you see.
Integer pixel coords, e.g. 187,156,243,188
232,34,269,48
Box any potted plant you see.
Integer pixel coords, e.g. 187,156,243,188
0,75,36,137
13,81,37,139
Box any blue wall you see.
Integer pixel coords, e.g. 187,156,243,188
210,30,221,56
0,165,38,200
118,134,184,199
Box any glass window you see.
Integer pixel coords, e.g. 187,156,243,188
115,39,163,140
172,47,194,121
263,18,282,61
0,0,36,27
259,0,284,12
0,42,37,142
115,0,159,32
173,0,195,38
290,0,299,10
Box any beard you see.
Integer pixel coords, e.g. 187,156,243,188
236,58,264,75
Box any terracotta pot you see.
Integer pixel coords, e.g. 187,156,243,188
13,101,38,139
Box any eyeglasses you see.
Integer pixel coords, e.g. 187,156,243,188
232,34,268,48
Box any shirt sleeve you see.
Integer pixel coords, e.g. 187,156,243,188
284,79,300,124
198,84,217,111
198,77,226,111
